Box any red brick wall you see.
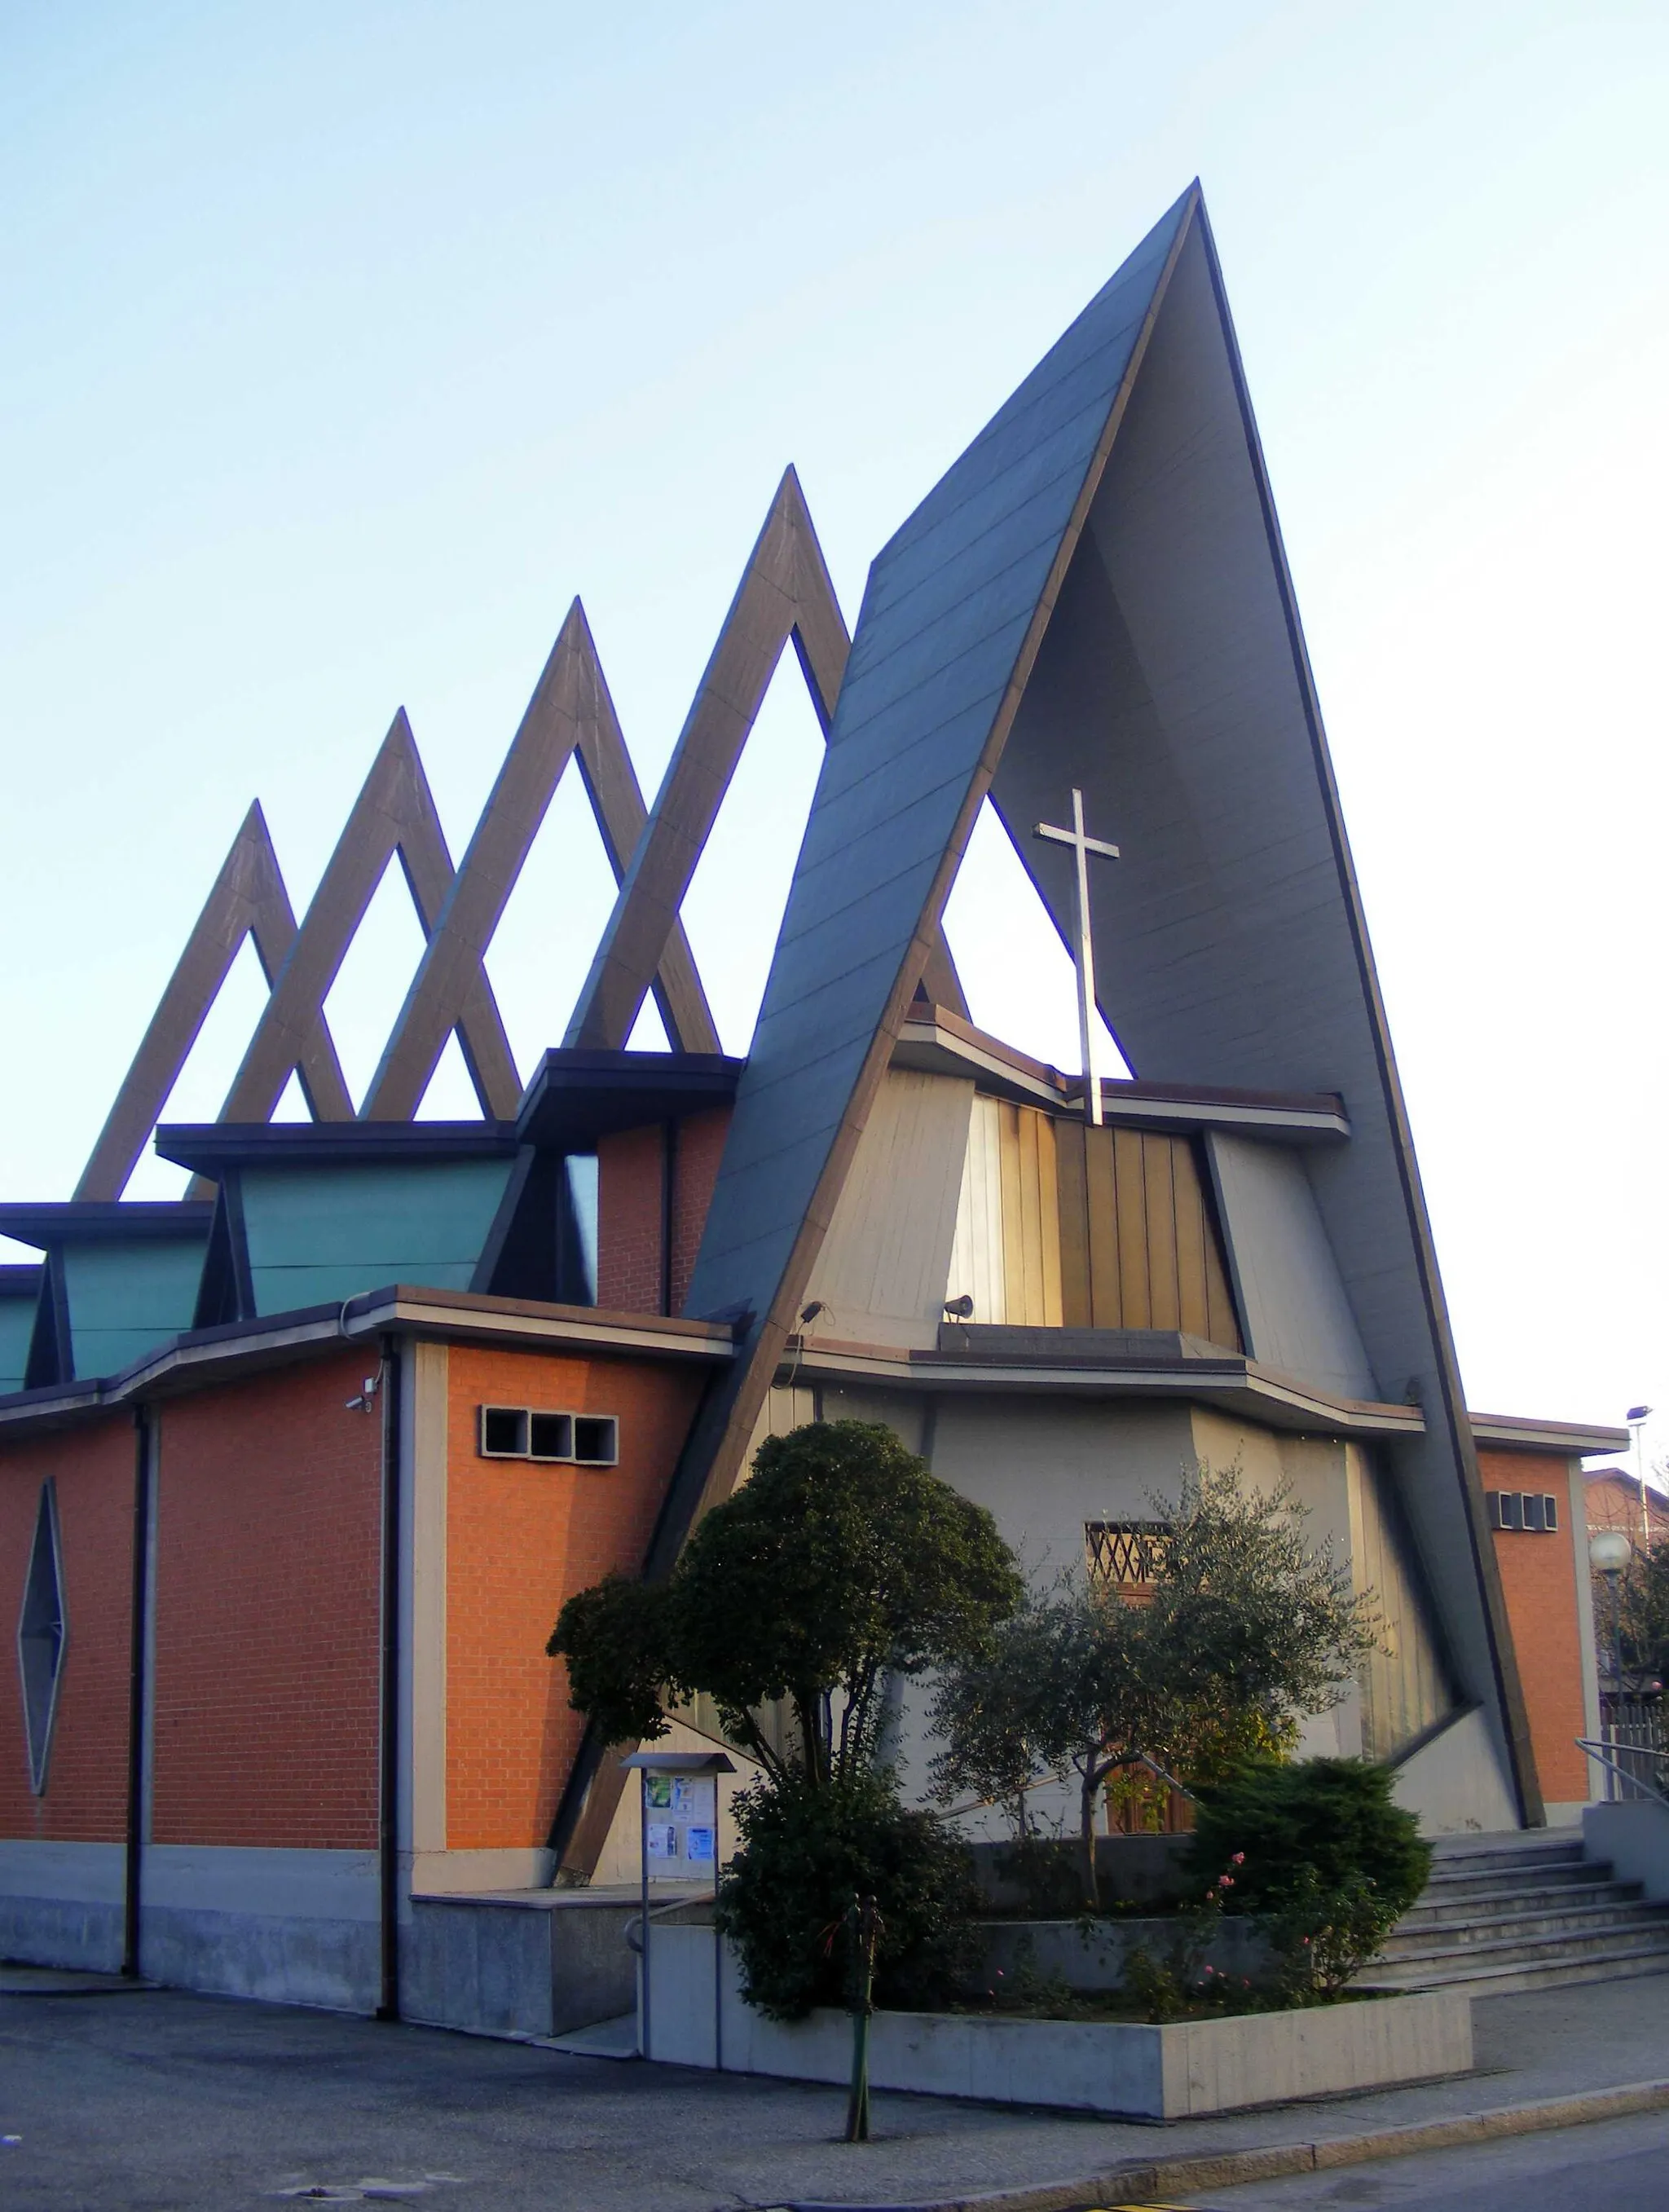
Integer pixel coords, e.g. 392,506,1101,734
672,1108,730,1317
596,1108,733,1319
1478,1447,1589,1805
444,1344,705,1850
151,1352,381,1849
597,1125,664,1314
0,1419,134,1841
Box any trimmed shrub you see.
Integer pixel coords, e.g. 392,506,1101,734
1186,1757,1432,1995
715,1770,978,2021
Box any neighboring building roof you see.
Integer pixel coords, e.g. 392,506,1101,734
1471,1412,1632,1455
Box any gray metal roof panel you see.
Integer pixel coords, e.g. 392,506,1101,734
689,191,1196,1329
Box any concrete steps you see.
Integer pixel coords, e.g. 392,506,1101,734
1358,1833,1669,1998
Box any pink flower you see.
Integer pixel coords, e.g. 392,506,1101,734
1231,1853,1245,1866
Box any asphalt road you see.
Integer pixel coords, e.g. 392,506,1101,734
1196,2108,1669,2210
3,1972,1667,2212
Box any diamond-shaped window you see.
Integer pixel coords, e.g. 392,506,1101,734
18,1479,68,1795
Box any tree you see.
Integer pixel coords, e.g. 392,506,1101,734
548,1419,1024,1786
1607,1540,1669,1689
929,1464,1376,1907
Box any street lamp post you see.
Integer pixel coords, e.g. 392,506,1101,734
1627,1405,1654,1546
1589,1526,1632,1800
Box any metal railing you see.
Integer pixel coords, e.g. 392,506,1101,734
1579,1695,1669,1805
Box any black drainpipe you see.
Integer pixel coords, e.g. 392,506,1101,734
377,1333,403,2020
122,1404,152,1980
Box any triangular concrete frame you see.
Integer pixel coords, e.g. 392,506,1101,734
566,467,965,1054
73,804,353,1201
659,183,1537,1826
363,601,718,1116
221,708,520,1124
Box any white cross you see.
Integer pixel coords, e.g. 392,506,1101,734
1033,788,1120,1126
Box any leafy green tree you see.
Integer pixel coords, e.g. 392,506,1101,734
548,1420,1024,1786
1606,1540,1669,1687
929,1465,1376,1907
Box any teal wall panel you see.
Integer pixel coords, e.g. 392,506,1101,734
0,1292,35,1392
61,1239,209,1381
241,1161,513,1315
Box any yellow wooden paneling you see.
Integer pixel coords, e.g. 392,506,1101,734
948,1095,1240,1350
1143,1135,1180,1331
1085,1124,1121,1327
1172,1141,1210,1337
1055,1121,1091,1327
1113,1127,1150,1328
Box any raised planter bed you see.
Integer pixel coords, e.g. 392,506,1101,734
641,1926,1473,2119
978,1915,1272,1991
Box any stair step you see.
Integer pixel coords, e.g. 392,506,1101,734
1419,1863,1607,1902
1367,1926,1669,1983
1385,1899,1662,1950
1429,1838,1585,1871
1398,1879,1640,1927
1360,1941,1669,1999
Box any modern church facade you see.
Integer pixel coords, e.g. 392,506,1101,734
0,187,1622,2027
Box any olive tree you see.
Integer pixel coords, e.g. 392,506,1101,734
928,1464,1376,1907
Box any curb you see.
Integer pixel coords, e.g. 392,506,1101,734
765,2076,1669,2211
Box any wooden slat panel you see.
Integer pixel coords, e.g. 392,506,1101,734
1113,1127,1150,1327
1085,1124,1121,1326
947,1094,1006,1324
1037,1112,1063,1327
1143,1135,1180,1330
999,1102,1027,1325
1172,1137,1210,1338
1016,1108,1046,1323
1055,1118,1091,1327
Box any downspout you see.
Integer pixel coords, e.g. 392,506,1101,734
122,1403,152,1980
377,1333,404,2020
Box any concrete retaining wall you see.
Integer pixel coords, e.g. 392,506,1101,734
0,1840,126,1973
977,1915,1273,1991
1584,1799,1669,1902
404,1891,641,2037
643,1928,1473,2119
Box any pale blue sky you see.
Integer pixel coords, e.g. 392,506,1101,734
2,2,1665,1465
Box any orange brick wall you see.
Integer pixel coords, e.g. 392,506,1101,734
151,1352,381,1848
1478,1447,1589,1805
0,1419,135,1841
444,1344,705,1850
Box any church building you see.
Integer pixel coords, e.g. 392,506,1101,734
0,186,1623,2031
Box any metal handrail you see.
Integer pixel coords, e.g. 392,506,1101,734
1575,1736,1669,1807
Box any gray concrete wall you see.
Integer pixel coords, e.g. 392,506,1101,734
403,1893,641,2038
0,1840,125,1972
136,1846,381,2013
1584,1800,1669,1901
